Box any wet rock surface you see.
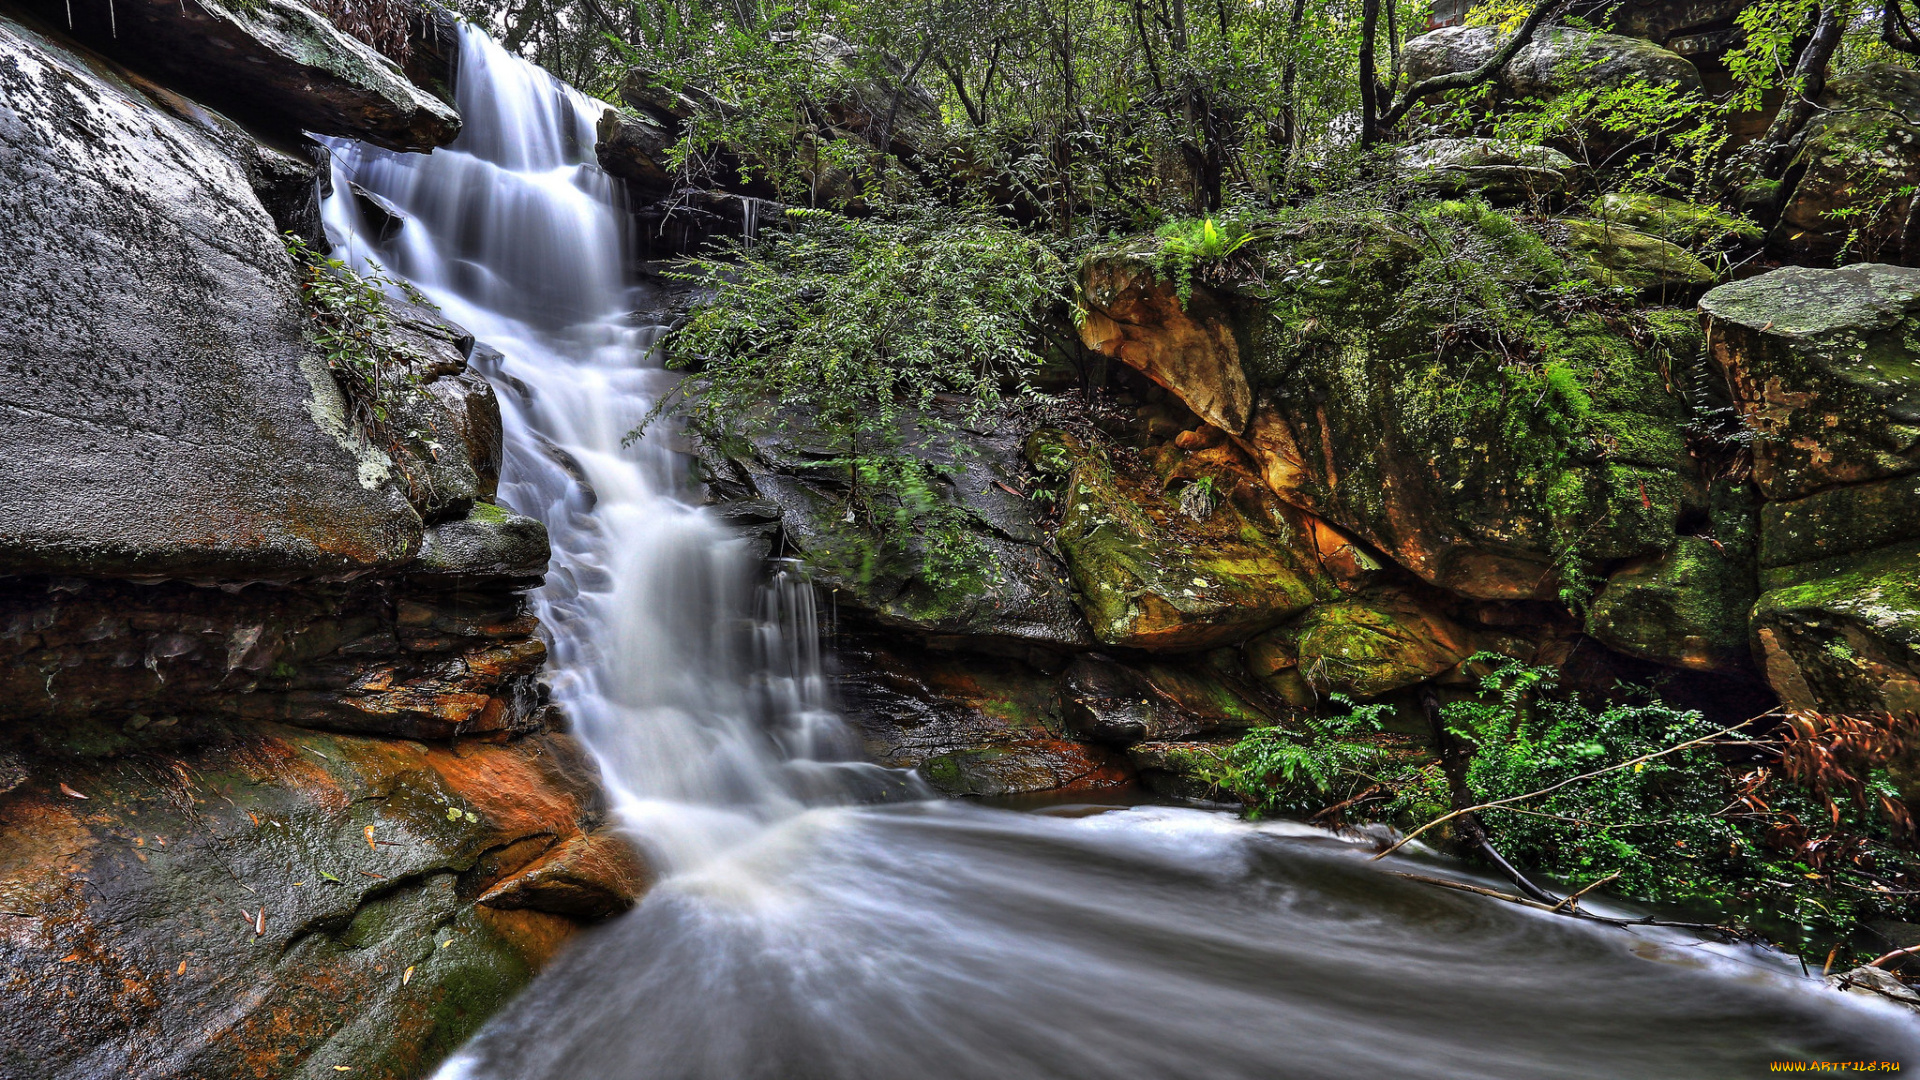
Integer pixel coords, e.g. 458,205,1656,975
0,721,640,1079
0,14,425,579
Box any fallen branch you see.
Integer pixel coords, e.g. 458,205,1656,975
1373,712,1770,861
1387,871,1736,934
1551,871,1620,913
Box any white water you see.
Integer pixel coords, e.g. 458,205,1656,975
321,27,1920,1078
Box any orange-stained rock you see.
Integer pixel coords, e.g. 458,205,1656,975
0,722,628,1079
1079,249,1253,434
479,829,652,920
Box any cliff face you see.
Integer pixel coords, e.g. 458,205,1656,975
0,7,641,1076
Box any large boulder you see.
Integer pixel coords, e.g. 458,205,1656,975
1700,264,1920,501
0,721,637,1078
1559,219,1718,295
1030,429,1339,650
1589,191,1763,248
1402,25,1702,100
1077,245,1254,433
0,15,426,579
1587,536,1756,673
10,0,459,152
1247,585,1476,699
1080,219,1700,602
1773,64,1920,267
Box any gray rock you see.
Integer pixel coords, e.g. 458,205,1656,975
1398,137,1575,201
0,15,424,579
1402,25,1701,99
1700,264,1920,501
411,502,550,579
11,0,460,152
1827,966,1920,1012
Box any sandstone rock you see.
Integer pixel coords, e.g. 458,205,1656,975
1250,586,1475,699
0,15,425,579
1128,739,1234,801
0,723,614,1078
1608,0,1750,53
1033,429,1337,650
1559,219,1718,295
0,571,550,742
13,0,460,152
477,829,651,920
1078,244,1254,433
1057,653,1271,744
1402,25,1702,100
412,502,550,579
1398,137,1575,202
1587,536,1756,673
1081,229,1696,601
384,301,508,522
596,107,679,199
1701,264,1920,501
1773,64,1920,267
1751,542,1920,715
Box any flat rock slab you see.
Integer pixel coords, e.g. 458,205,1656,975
0,15,424,579
9,0,459,151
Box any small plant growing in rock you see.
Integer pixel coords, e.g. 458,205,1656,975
284,235,430,491
1155,217,1256,305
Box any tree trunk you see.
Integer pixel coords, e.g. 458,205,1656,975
1358,0,1380,146
1751,2,1851,183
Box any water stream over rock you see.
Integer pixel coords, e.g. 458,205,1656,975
322,25,1920,1078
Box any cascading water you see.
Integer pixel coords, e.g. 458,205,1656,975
322,26,1920,1079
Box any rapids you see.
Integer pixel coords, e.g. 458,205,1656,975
317,25,1920,1079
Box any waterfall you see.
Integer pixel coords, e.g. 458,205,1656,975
320,25,1920,1080
320,25,908,874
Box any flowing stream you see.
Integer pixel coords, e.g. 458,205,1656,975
320,27,1920,1079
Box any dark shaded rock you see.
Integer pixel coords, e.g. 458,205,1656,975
10,0,460,152
596,108,678,199
403,1,462,107
1701,264,1920,501
1128,739,1235,802
1397,137,1574,202
0,15,425,579
1587,536,1756,673
0,722,619,1078
412,503,550,580
1402,24,1702,100
0,572,550,742
1057,654,1268,744
698,409,1095,650
1773,64,1920,267
834,632,1135,796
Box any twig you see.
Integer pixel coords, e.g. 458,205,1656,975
1387,871,1734,934
1551,871,1620,913
1869,945,1920,969
1373,713,1770,860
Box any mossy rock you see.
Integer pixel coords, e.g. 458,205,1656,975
1032,429,1337,650
1397,137,1575,203
1590,192,1763,248
1560,219,1718,295
1774,64,1920,266
1250,586,1474,699
1587,536,1757,673
1701,264,1920,501
1761,471,1920,571
1751,540,1920,714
